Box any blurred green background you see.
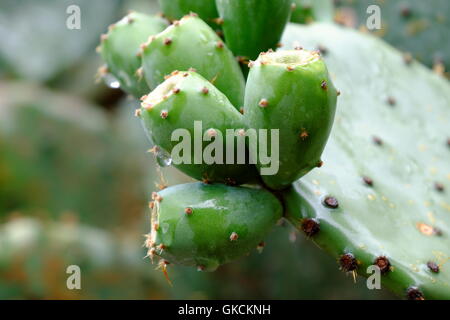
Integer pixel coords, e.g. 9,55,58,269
0,0,415,299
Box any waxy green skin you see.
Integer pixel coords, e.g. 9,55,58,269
140,71,257,185
158,0,220,30
336,0,450,71
141,15,245,108
244,50,337,190
151,183,282,271
99,12,168,98
215,0,292,61
281,23,450,299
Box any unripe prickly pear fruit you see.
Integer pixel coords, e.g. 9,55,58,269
99,12,168,98
141,15,245,108
145,182,282,271
158,0,221,30
215,0,292,61
244,49,338,190
139,70,258,185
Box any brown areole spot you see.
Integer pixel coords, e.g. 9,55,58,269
372,136,383,146
339,253,358,272
403,52,413,65
229,232,239,241
434,182,445,192
363,176,374,187
299,128,309,140
216,41,224,49
387,96,396,106
323,196,339,209
259,99,269,108
374,256,391,274
427,261,440,273
317,45,328,56
160,110,169,119
406,286,424,300
301,218,320,237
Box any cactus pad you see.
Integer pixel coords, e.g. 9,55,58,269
336,0,450,74
281,23,450,299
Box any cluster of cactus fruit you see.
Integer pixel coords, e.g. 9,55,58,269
98,0,450,299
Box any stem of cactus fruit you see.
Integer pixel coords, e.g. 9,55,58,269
141,15,245,108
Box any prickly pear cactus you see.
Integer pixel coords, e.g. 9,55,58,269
138,70,257,185
158,0,221,30
291,0,334,24
244,49,338,190
281,23,450,299
145,182,282,271
335,0,450,74
216,0,293,61
99,12,169,98
140,15,245,107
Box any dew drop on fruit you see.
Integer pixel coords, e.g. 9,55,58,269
156,147,173,167
103,73,121,89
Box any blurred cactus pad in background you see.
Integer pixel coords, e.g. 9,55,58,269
0,0,449,300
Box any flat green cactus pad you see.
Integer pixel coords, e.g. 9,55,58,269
281,23,450,299
335,0,450,73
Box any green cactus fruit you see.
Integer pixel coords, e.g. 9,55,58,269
139,70,258,185
99,12,168,98
215,0,292,62
291,0,334,24
145,182,282,271
244,49,338,190
281,22,450,299
140,15,245,108
335,0,450,74
158,0,221,30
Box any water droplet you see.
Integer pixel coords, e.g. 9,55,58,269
156,147,173,167
103,73,121,89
